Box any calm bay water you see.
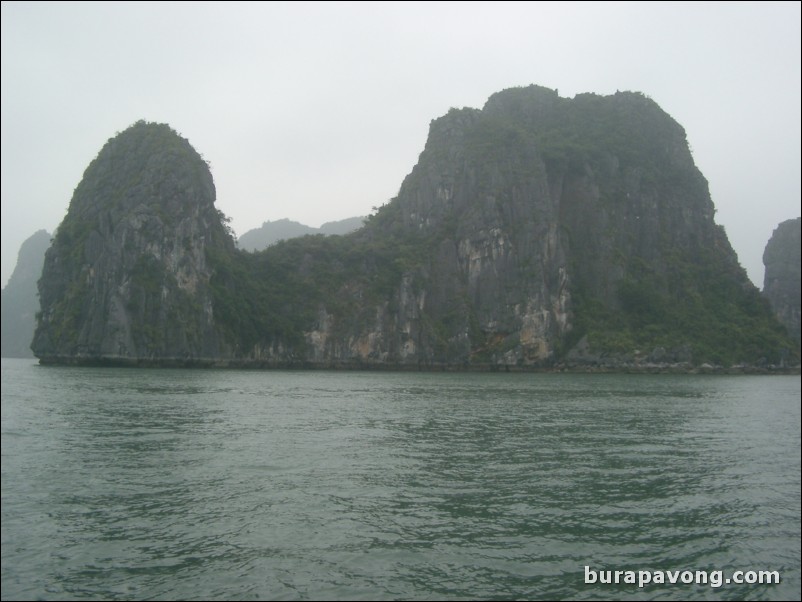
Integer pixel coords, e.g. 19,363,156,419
1,358,799,601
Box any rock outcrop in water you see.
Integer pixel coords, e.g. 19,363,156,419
1,230,51,357
32,89,797,369
33,121,234,363
763,217,801,347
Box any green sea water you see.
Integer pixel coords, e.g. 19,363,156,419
1,359,799,600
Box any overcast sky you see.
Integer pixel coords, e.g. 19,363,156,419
2,1,800,289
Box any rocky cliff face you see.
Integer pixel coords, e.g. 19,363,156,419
1,230,51,357
32,121,233,364
280,86,787,368
33,90,796,369
763,217,801,346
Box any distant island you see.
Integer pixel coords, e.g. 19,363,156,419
30,86,800,370
763,217,801,347
1,230,51,358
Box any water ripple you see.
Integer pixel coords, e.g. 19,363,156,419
2,361,799,600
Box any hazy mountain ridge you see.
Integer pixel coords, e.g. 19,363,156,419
31,88,798,369
237,216,365,252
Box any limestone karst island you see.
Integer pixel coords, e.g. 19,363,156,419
30,86,799,370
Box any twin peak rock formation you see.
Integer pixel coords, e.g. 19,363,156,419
31,86,799,369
